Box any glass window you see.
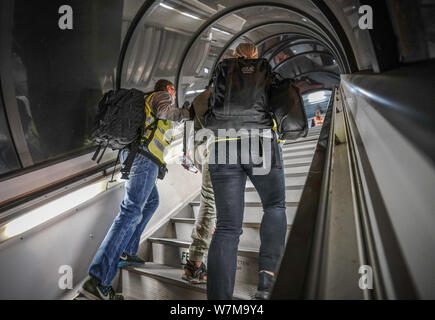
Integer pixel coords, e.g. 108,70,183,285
387,0,435,62
302,90,332,128
274,52,340,91
0,92,21,175
0,0,130,168
420,0,435,59
324,0,375,71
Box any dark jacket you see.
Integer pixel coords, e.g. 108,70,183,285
205,58,275,132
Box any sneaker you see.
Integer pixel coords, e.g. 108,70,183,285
80,276,124,300
118,253,146,268
255,271,274,300
182,259,207,284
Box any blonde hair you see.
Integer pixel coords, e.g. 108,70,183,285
233,43,258,59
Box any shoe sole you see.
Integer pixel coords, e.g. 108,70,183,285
189,278,207,285
255,292,269,300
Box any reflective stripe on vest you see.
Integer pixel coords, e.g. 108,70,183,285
141,93,174,165
314,117,324,126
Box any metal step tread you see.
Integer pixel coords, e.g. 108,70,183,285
282,153,314,161
283,162,311,168
148,237,259,258
283,139,317,146
286,172,308,178
172,217,292,229
282,146,315,154
125,263,256,300
245,185,304,192
172,218,261,228
190,201,299,208
284,138,319,146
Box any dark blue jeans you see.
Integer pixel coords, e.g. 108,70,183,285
207,139,286,300
89,149,159,287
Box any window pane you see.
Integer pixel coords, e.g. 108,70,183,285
324,0,375,71
387,0,435,62
1,0,126,166
419,0,435,59
0,93,21,175
303,90,332,128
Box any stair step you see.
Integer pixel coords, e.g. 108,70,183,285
288,133,320,142
282,156,314,166
282,140,317,148
148,238,260,284
281,148,315,158
245,185,304,192
191,201,298,208
284,138,319,146
245,173,308,190
190,201,298,220
283,166,311,175
171,218,292,247
244,189,303,202
122,263,257,300
283,162,312,168
172,218,263,228
282,146,315,154
282,153,314,161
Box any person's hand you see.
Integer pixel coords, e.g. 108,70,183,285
181,153,197,173
181,157,190,171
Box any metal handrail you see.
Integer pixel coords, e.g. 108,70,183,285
271,88,336,299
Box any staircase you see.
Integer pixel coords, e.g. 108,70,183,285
120,127,322,300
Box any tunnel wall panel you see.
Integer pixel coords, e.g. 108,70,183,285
342,80,435,299
0,163,201,299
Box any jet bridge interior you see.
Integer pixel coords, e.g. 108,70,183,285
0,0,434,300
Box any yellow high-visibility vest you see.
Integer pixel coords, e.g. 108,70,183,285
141,93,174,166
314,116,324,127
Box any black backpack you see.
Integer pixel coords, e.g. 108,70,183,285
205,58,274,132
269,77,309,140
91,88,146,178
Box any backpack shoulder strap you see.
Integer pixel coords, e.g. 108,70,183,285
120,141,140,180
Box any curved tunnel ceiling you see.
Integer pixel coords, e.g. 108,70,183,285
211,21,344,73
117,0,363,106
263,39,328,61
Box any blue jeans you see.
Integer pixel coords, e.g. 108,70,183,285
207,139,286,300
89,149,159,286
